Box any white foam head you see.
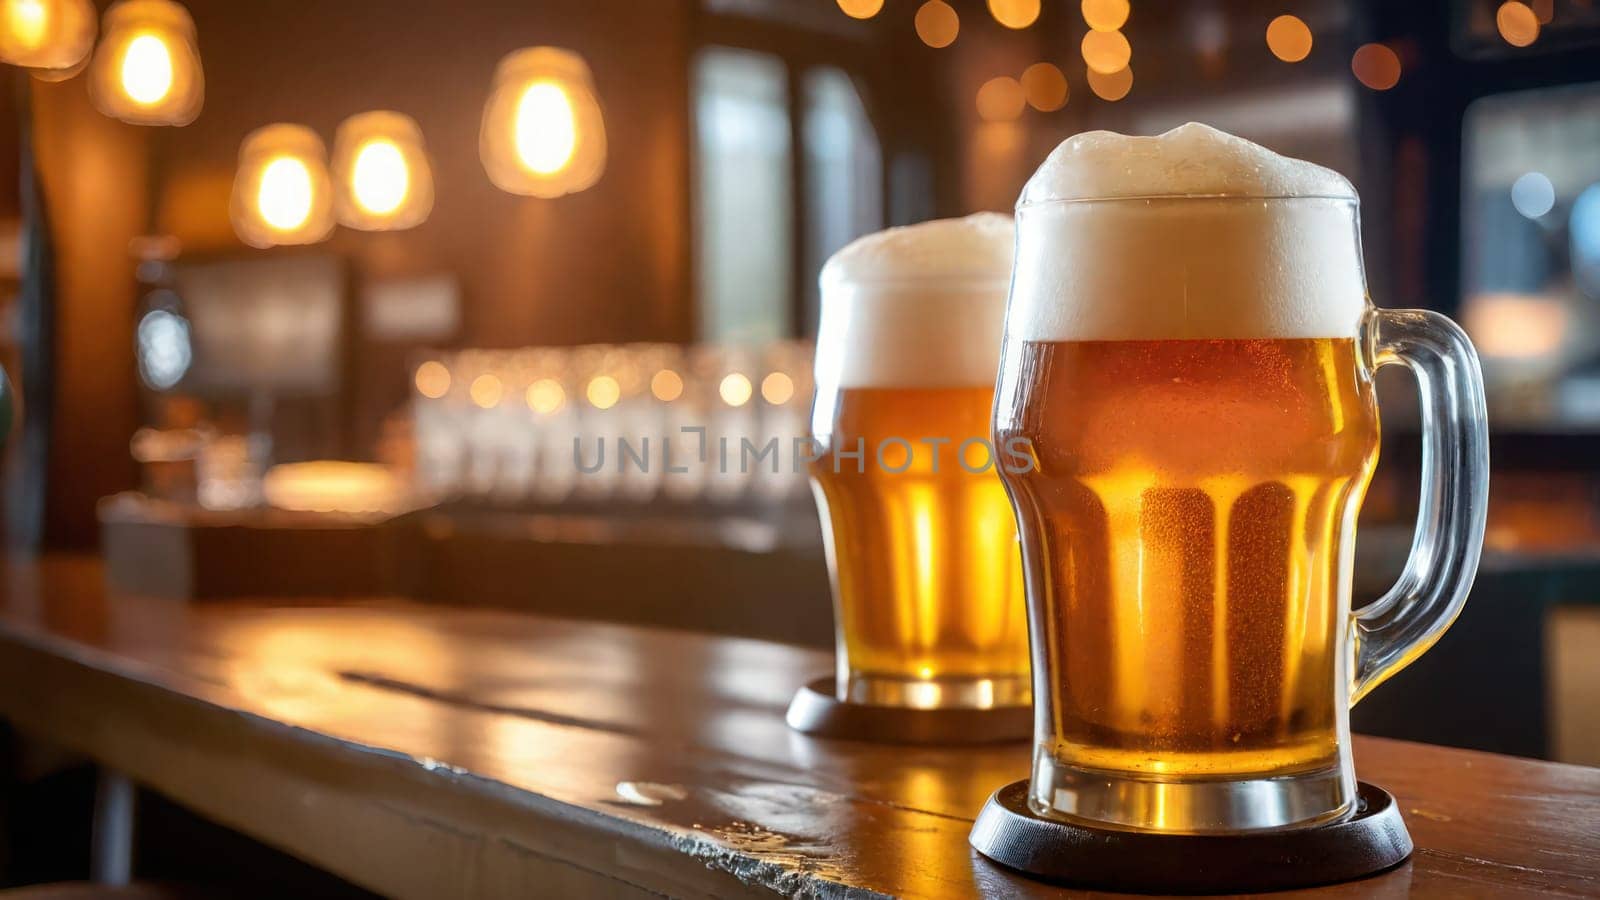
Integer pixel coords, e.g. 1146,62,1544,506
1009,123,1368,342
815,213,1014,389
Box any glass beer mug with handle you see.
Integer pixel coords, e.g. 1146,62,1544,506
994,124,1488,833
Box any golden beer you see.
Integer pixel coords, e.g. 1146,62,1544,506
807,212,1028,709
992,124,1487,834
995,337,1378,776
812,385,1029,703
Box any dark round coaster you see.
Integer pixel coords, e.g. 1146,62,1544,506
784,677,1032,745
970,779,1412,894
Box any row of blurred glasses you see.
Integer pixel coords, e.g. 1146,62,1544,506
412,341,815,505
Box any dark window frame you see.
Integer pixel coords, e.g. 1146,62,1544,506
1358,0,1600,316
689,8,893,340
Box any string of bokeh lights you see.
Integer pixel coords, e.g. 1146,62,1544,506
837,0,1556,117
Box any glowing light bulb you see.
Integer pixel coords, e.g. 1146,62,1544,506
351,139,409,215
514,81,577,175
120,32,173,106
332,111,432,231
231,123,333,247
480,46,605,198
258,157,314,232
719,373,752,407
87,0,203,126
10,0,48,49
2,0,94,71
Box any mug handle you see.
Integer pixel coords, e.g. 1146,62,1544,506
1350,307,1490,705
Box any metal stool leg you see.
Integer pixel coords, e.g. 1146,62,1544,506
90,768,135,885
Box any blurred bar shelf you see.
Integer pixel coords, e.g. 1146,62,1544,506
0,556,1595,898
97,491,833,648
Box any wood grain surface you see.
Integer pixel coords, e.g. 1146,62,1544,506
0,556,1595,899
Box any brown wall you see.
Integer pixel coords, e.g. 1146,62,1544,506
30,76,147,548
155,0,696,346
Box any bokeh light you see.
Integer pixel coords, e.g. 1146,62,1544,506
836,0,883,19
719,373,753,407
350,139,408,215
586,375,621,410
1266,14,1312,63
1021,62,1068,111
1570,184,1600,273
526,378,566,414
415,361,450,399
1496,1,1540,47
136,308,190,390
915,0,959,48
514,81,577,175
1081,0,1129,31
761,372,796,406
120,33,173,105
1081,29,1131,75
332,111,434,232
9,0,48,49
1511,172,1555,219
0,0,95,72
470,374,504,409
976,76,1026,121
479,46,606,198
987,0,1039,29
258,157,314,232
88,0,204,126
230,124,335,248
1086,63,1133,101
1351,43,1401,91
650,368,684,402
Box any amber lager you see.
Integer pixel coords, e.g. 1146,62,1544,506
998,337,1376,776
810,214,1029,709
996,124,1488,832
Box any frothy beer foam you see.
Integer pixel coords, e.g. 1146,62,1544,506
816,213,1014,389
1010,123,1368,342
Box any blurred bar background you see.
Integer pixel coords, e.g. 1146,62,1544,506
2,0,1599,776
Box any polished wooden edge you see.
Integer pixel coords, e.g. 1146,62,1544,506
969,779,1414,894
0,624,792,899
784,677,1033,745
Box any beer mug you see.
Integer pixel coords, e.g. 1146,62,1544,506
810,214,1031,709
994,125,1488,832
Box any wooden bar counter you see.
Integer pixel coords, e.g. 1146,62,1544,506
0,557,1596,898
